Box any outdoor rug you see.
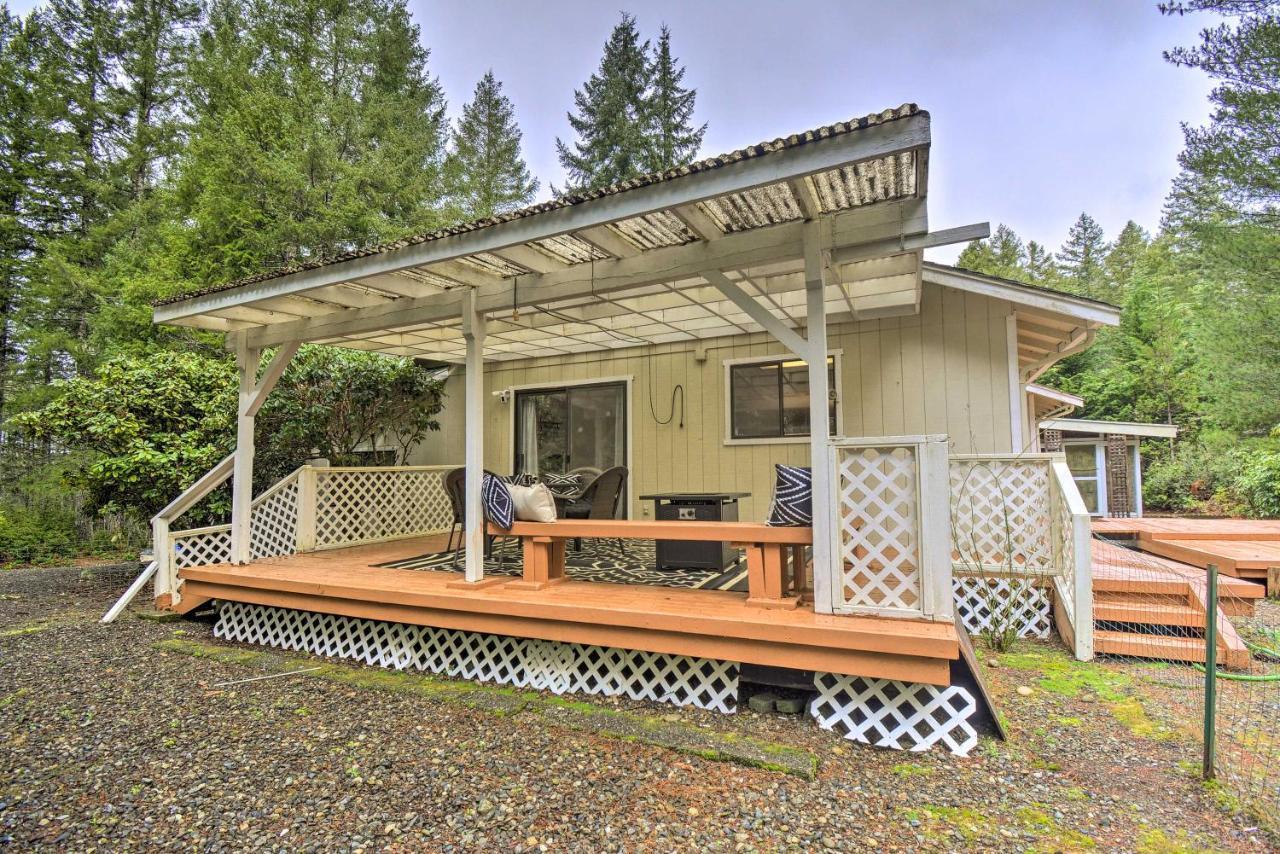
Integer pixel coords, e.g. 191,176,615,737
376,537,749,592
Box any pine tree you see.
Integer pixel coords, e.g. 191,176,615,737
955,224,1027,282
1104,220,1150,291
1163,1,1280,214
1056,212,1108,299
445,71,538,221
1025,240,1057,284
643,25,704,172
172,0,449,282
555,13,650,193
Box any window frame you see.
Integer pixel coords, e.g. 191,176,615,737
722,351,842,446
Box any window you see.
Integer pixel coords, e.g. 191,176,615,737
1064,443,1103,515
514,381,626,478
727,356,838,441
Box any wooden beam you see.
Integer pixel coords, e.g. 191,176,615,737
704,270,808,356
236,201,927,350
231,340,261,565
461,290,486,584
155,114,930,323
803,221,835,616
830,222,988,266
673,203,722,241
575,225,640,258
243,341,299,418
788,177,822,221
489,244,566,274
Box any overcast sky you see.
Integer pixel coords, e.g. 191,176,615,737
410,0,1216,261
7,0,1219,260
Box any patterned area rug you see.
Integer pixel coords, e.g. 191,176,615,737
377,537,749,592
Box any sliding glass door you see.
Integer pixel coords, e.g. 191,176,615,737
515,382,626,480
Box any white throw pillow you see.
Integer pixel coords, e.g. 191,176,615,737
508,482,558,523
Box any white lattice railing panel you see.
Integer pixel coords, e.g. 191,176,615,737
834,444,922,613
949,457,1054,575
214,602,740,713
953,577,1051,639
314,467,453,549
250,476,299,559
809,672,979,755
171,525,232,570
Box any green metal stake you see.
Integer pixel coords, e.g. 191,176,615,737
1203,562,1219,782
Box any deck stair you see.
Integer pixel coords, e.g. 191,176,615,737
1090,538,1260,670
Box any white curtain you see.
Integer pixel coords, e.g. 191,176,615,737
519,396,540,476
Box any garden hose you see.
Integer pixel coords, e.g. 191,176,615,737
1191,663,1280,682
1243,637,1280,661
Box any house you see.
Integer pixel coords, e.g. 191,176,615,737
122,105,1117,755
1023,384,1179,517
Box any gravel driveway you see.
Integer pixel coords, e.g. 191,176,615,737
0,563,1271,851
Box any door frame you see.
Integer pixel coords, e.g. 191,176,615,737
507,375,634,518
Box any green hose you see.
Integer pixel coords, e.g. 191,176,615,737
1243,637,1280,661
1192,663,1280,682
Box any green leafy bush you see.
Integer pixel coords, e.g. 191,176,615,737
1235,452,1280,518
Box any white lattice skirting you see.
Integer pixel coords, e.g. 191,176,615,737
809,672,979,755
213,602,740,713
952,577,1052,639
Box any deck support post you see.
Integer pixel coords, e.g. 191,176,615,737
803,221,835,615
230,339,299,566
462,290,486,584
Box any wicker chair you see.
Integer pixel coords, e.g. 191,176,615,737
444,467,514,568
562,465,629,554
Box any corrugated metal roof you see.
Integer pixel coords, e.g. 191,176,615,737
154,103,924,308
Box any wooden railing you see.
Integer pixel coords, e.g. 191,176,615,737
162,464,458,599
948,453,1093,660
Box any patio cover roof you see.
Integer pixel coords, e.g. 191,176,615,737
152,103,1116,367
1038,418,1180,439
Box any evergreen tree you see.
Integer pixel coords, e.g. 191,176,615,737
1105,220,1150,291
170,0,449,284
445,71,538,221
1025,240,1058,284
1163,0,1280,215
555,13,650,193
955,224,1028,282
1056,212,1108,299
643,25,704,172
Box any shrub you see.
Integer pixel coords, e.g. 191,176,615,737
1234,452,1280,518
0,503,79,566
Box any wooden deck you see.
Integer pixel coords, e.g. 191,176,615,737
1091,538,1262,668
175,534,960,686
1093,517,1280,584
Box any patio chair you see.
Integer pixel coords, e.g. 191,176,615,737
562,465,629,554
444,467,515,569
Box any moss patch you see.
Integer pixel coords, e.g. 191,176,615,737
903,803,1095,850
155,636,819,778
996,646,1173,740
0,620,54,638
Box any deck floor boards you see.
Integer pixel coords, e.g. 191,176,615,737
178,534,960,685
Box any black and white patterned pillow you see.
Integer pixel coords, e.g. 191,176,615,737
481,472,514,530
766,464,813,526
541,472,582,499
504,472,537,487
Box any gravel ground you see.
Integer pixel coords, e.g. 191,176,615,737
1,563,1275,852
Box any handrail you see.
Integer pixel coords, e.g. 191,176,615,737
316,464,456,473
1051,459,1091,517
151,453,235,524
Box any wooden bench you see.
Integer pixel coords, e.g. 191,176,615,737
490,519,813,608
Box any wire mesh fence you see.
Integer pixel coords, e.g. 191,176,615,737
1090,532,1280,835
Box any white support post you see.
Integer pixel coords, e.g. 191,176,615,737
231,341,261,565
295,465,318,552
462,290,486,584
1006,313,1025,453
152,517,172,603
917,437,954,621
1071,510,1094,660
803,222,835,615
230,340,297,566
